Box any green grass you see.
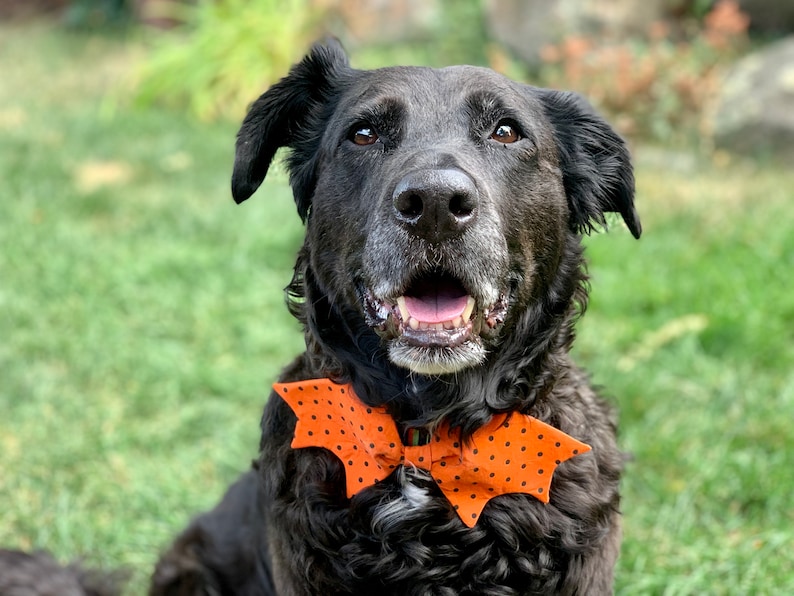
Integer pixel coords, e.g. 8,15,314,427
1,24,793,595
582,153,794,594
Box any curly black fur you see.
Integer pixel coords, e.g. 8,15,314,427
151,39,640,596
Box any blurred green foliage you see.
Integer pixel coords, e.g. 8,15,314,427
134,0,317,121
133,0,491,121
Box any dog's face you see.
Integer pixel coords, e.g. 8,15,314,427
232,41,640,377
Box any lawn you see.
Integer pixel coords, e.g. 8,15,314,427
1,23,792,595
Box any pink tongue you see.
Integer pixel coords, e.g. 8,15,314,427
403,292,469,324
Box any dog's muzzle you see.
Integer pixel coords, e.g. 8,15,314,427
358,168,511,375
361,278,508,375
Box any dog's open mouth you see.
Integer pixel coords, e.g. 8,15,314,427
361,273,508,374
397,274,475,346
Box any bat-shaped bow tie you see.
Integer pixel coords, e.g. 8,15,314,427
275,379,590,527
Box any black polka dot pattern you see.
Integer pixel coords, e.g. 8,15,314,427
276,379,405,497
422,412,591,526
275,379,592,528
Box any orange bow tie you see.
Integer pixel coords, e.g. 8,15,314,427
275,379,591,527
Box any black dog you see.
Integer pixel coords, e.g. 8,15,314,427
150,39,640,595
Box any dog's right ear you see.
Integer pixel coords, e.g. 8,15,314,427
231,39,350,212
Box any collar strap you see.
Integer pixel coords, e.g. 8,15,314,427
404,427,431,447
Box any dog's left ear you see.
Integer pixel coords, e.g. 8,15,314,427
539,90,641,239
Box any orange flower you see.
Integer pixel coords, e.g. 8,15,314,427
703,0,750,49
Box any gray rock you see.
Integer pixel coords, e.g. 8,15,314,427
711,37,794,161
484,0,667,65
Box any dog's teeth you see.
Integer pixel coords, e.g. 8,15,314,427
462,296,476,321
402,306,472,332
396,296,410,322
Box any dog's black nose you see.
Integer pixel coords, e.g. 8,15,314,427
392,169,478,242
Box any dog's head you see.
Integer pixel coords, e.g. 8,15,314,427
233,40,640,380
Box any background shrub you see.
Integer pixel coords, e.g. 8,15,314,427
535,1,750,145
134,0,319,121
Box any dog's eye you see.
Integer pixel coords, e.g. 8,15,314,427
490,122,520,144
350,125,379,146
